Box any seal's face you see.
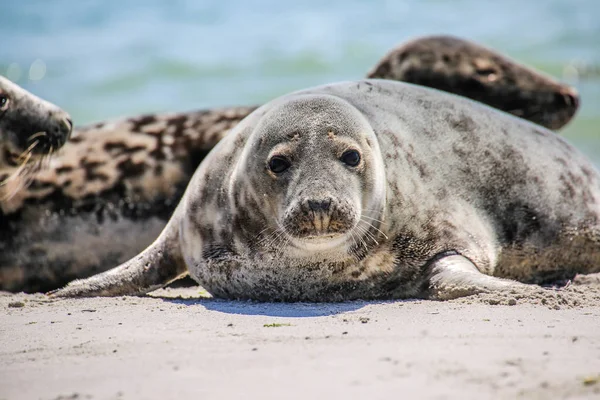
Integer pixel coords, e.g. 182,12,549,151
234,94,386,254
0,76,72,171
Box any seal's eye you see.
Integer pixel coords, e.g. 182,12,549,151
0,95,8,111
340,150,361,167
268,156,291,174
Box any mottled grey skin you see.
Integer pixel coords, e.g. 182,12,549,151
51,80,600,301
0,76,72,173
368,35,580,130
2,35,581,293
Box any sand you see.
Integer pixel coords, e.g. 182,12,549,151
1,278,600,400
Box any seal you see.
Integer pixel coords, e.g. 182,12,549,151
50,79,600,301
0,106,255,292
368,35,580,130
0,76,72,189
1,35,581,293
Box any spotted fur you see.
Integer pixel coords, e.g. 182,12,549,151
51,80,600,301
0,107,255,292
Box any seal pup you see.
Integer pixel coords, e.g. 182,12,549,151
368,35,580,130
50,79,600,301
0,76,72,190
2,36,580,293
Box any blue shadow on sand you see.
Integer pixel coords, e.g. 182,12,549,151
159,297,403,317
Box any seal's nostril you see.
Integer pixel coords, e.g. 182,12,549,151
564,92,579,109
558,89,579,110
60,117,73,140
308,199,331,212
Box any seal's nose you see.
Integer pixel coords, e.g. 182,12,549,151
50,113,73,145
307,199,332,212
558,88,580,110
34,112,73,153
61,117,73,140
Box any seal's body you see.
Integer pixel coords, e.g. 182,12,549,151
51,80,600,301
2,36,582,293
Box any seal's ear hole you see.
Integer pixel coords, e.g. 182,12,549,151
268,155,291,174
340,150,361,167
0,95,9,112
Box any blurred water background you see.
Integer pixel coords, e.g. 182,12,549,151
1,0,599,162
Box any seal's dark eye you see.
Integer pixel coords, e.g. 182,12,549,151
268,156,291,174
340,150,361,167
0,95,8,110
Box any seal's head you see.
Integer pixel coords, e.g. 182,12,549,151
0,76,72,171
231,94,387,257
368,35,579,130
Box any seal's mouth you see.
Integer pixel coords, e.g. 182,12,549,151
285,216,357,241
12,114,73,157
283,218,359,252
287,230,352,252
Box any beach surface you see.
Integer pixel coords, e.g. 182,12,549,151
2,278,600,400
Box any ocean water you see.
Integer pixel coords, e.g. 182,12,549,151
2,0,599,161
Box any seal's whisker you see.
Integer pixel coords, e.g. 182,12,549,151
255,224,276,242
347,228,362,259
259,221,287,247
17,140,39,161
28,131,47,142
0,155,30,200
351,223,370,250
44,144,55,169
264,221,290,250
360,217,389,240
355,223,379,246
360,214,387,225
270,223,291,257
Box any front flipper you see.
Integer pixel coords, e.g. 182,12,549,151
426,254,530,300
48,208,187,298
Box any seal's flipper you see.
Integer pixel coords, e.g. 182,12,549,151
426,254,529,300
48,208,187,298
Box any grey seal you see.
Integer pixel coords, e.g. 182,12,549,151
50,79,600,301
368,35,580,130
1,35,580,293
0,76,72,185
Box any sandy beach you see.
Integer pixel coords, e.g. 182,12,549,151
3,1,600,400
2,278,600,400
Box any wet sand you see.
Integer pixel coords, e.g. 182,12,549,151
1,278,600,400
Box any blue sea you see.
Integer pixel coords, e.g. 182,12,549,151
2,0,599,161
